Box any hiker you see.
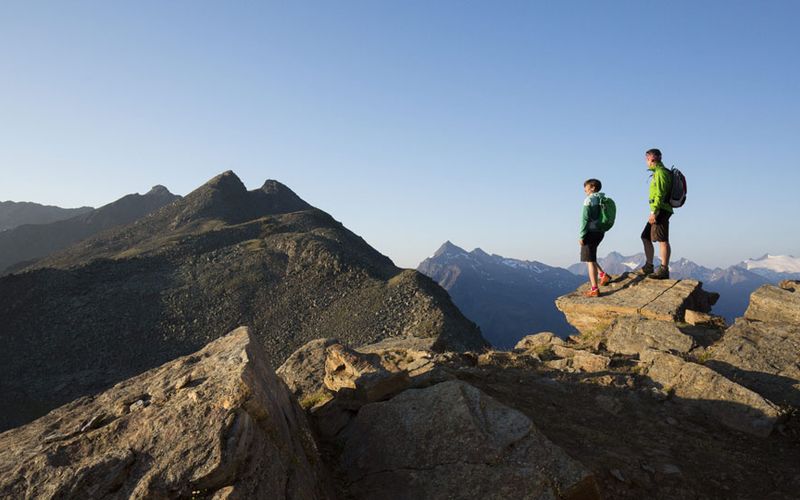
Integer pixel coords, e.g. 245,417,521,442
636,148,673,279
579,178,611,297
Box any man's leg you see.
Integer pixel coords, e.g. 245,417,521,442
643,237,655,266
659,242,671,268
587,262,598,288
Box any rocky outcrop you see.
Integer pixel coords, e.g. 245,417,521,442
276,337,340,407
514,331,566,351
743,281,800,324
0,327,331,499
340,380,600,500
323,344,410,403
706,283,800,407
555,273,718,335
605,316,695,355
639,349,781,437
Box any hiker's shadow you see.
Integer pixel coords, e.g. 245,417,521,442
596,273,646,297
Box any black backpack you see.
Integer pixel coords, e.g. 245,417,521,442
668,166,687,208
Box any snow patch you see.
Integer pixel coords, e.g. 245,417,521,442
743,254,800,273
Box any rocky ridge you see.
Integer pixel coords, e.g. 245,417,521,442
0,171,485,431
0,185,180,274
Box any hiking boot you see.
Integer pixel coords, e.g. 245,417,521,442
650,266,670,280
634,264,654,276
583,288,600,297
599,273,611,286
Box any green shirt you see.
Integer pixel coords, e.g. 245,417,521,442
648,162,674,214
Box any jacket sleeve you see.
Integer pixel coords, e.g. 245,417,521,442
579,201,590,238
650,170,670,212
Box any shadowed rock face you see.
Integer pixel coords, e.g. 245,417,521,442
555,273,718,335
640,349,780,437
0,171,485,431
340,380,600,500
707,282,800,407
0,327,332,499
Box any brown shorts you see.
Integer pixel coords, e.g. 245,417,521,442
580,232,604,262
641,211,672,242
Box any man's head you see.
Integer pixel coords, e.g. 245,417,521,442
584,178,602,195
645,148,662,166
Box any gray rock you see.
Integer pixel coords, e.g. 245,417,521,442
551,345,611,372
744,283,800,324
706,319,800,407
605,316,695,355
640,349,781,437
276,337,340,406
0,327,332,499
514,332,566,351
556,274,717,335
341,380,600,500
323,344,410,403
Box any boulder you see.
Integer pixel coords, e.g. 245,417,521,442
706,319,800,407
514,332,566,351
744,283,800,324
555,274,717,335
0,327,331,499
684,309,726,328
340,380,600,500
605,316,695,356
323,344,410,403
639,349,781,437
276,337,339,408
551,345,611,372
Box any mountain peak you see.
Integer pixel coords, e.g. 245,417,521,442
146,185,172,196
433,241,467,258
202,170,247,194
252,179,313,214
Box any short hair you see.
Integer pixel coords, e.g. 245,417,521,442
584,178,602,192
646,148,662,160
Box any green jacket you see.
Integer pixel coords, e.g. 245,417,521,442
648,162,674,214
579,192,605,238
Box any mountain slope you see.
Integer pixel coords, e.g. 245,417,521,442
0,186,180,273
0,201,93,232
0,172,485,431
418,242,584,348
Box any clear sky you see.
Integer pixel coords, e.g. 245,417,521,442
1,1,798,269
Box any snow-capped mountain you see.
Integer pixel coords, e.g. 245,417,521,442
418,242,584,349
740,254,800,280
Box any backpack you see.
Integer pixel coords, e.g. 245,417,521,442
668,166,687,208
598,195,616,232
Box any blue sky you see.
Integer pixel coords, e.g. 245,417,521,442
1,1,797,268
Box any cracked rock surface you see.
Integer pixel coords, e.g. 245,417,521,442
555,273,718,335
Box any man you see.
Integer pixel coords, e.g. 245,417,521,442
636,148,672,279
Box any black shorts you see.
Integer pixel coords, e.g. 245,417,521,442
580,232,604,262
641,211,672,242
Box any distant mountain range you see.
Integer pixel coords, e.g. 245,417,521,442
0,200,93,231
0,172,484,431
568,252,800,321
418,242,584,349
0,186,180,274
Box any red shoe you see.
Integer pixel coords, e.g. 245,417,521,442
583,288,600,297
599,273,610,286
